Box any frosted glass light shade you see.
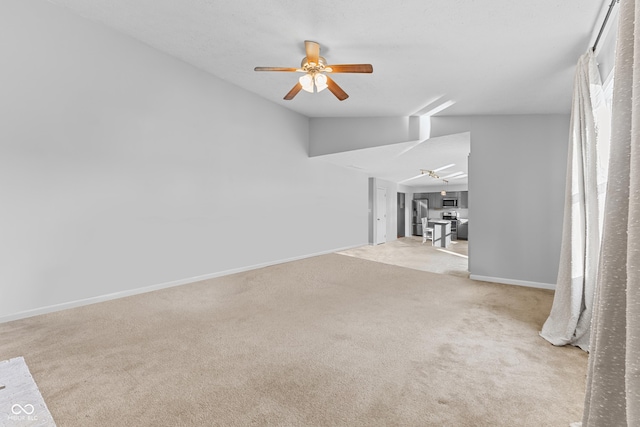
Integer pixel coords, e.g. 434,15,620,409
314,73,328,92
299,74,314,93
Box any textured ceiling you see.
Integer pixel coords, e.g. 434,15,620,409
47,0,603,118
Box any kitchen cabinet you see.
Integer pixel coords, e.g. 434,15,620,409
460,191,469,208
430,221,451,248
429,192,442,209
418,191,468,210
430,220,456,242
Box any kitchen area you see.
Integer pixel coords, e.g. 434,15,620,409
341,182,469,279
412,191,469,246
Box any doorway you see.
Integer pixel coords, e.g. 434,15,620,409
375,187,387,245
397,192,405,238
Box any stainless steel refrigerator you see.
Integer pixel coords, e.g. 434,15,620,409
411,199,429,236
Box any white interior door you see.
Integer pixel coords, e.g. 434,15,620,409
376,187,387,245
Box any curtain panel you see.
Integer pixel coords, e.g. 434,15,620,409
582,0,640,425
540,49,610,351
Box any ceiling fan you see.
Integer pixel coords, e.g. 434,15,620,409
254,40,373,101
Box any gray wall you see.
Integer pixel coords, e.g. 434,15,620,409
0,0,368,320
309,116,427,156
467,115,569,287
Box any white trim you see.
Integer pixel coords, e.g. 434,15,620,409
0,244,364,324
469,274,556,290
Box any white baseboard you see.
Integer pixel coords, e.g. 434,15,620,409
0,243,365,324
469,274,556,290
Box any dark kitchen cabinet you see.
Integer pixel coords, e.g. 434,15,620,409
460,191,469,208
429,192,442,209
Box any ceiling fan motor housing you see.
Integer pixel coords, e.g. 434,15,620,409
301,56,327,72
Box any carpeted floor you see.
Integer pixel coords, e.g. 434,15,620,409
0,253,586,426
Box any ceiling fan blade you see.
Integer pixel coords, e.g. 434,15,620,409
284,82,303,100
325,75,349,101
305,40,320,64
325,64,373,73
254,67,300,72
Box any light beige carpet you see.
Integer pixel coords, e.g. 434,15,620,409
0,254,586,426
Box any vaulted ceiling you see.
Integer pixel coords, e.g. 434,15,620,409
47,0,605,187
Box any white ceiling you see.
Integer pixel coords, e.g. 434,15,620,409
47,0,604,187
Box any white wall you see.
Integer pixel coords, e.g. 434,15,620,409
0,0,368,320
467,115,569,288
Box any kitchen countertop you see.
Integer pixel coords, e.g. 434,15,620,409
430,220,452,225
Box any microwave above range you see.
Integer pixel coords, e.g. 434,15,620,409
442,198,458,208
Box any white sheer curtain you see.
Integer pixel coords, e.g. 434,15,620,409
582,0,640,425
539,49,610,351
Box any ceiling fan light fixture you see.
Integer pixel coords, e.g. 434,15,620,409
314,73,328,92
299,74,314,93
